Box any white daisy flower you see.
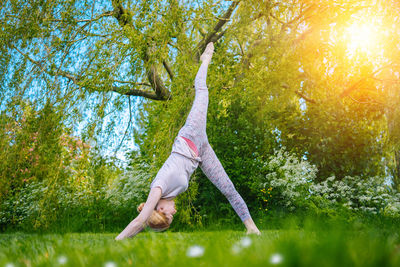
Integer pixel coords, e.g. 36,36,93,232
240,237,252,248
231,243,242,254
186,245,205,258
57,255,68,265
104,261,117,267
270,253,283,264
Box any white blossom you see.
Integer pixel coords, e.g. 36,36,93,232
57,256,68,265
270,253,283,264
231,244,242,254
104,261,117,267
240,237,252,248
186,245,205,258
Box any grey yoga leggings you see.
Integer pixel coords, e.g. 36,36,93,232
178,62,252,222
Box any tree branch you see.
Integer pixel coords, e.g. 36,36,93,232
44,11,114,23
112,0,172,100
194,1,241,62
163,60,174,80
12,44,167,100
233,39,263,86
112,87,160,100
143,48,172,100
340,63,395,98
295,90,317,104
113,80,151,87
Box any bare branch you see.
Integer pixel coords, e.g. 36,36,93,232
113,80,152,87
12,44,166,100
295,90,317,104
340,63,395,98
112,0,172,100
146,62,172,100
113,87,161,100
194,1,241,61
163,60,174,80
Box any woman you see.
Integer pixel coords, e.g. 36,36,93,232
116,43,260,240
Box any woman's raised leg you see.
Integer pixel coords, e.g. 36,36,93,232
178,43,214,143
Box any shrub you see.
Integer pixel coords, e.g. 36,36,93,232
310,176,400,216
383,201,400,219
107,162,151,211
256,148,317,212
256,148,400,219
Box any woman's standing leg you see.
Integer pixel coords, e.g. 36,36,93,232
199,143,260,234
199,143,251,221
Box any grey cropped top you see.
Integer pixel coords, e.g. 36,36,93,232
150,137,200,199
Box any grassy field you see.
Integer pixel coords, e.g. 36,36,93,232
1,221,400,267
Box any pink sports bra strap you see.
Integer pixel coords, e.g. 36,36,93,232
180,136,199,157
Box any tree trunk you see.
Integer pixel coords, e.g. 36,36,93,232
386,89,400,191
394,150,400,191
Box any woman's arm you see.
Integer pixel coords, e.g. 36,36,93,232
115,187,162,240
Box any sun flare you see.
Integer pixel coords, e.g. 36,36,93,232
344,21,381,58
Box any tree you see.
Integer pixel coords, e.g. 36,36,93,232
0,99,65,200
288,0,400,183
2,0,399,196
1,0,239,100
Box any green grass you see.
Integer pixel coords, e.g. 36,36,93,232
1,223,400,267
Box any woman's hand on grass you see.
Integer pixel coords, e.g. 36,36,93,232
115,187,162,241
115,218,145,240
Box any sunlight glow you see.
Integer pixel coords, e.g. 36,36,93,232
339,11,390,62
345,22,379,58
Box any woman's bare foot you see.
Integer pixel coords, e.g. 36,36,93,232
244,218,261,235
246,227,261,235
200,42,214,64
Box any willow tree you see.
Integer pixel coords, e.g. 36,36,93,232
1,0,240,102
129,0,400,221
1,0,319,162
2,0,399,195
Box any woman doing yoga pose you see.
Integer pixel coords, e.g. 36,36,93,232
116,43,260,240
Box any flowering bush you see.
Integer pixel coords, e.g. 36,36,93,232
0,152,153,232
0,182,42,228
310,176,400,216
257,148,400,218
0,102,65,202
107,162,151,208
383,201,400,219
257,148,317,211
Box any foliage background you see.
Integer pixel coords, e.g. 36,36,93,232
1,0,400,232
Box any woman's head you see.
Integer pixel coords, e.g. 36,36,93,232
156,198,176,222
137,199,176,231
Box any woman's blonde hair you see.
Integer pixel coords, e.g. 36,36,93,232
137,203,170,231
